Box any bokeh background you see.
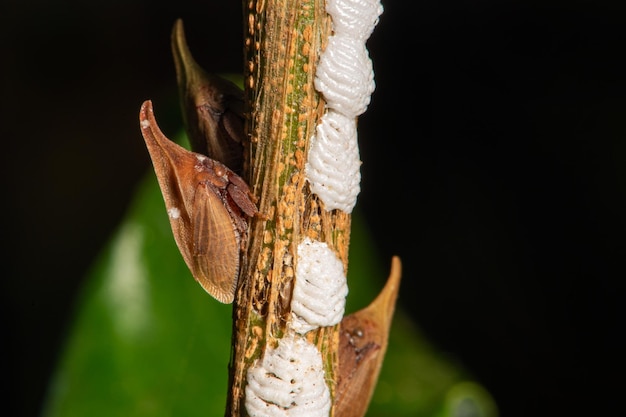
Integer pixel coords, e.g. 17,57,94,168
2,1,624,416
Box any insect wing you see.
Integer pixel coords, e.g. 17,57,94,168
140,100,242,304
191,183,239,303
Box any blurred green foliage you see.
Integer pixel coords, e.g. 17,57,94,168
41,133,497,417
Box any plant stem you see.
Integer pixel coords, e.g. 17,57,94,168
226,1,352,415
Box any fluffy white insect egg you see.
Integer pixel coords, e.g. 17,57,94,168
290,237,348,334
305,110,361,213
245,332,331,417
326,0,384,41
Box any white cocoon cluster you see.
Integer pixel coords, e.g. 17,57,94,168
245,332,331,417
306,0,382,213
305,111,361,213
290,237,348,334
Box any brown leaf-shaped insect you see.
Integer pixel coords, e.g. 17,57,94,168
335,256,402,417
171,18,246,174
139,100,258,303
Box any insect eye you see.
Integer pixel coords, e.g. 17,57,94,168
213,165,226,177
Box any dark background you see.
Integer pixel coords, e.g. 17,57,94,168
2,1,624,416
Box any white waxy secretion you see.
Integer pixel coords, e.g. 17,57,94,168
305,111,361,213
314,35,375,119
290,237,348,334
245,332,331,417
326,0,384,41
305,0,382,213
167,207,181,219
194,154,207,171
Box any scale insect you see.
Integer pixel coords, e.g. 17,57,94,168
139,100,258,303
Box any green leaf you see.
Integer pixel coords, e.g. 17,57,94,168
42,132,497,417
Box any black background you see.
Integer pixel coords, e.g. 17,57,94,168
2,1,624,416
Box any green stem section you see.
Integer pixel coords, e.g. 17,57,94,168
227,1,350,416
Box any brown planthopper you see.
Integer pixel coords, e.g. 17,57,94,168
139,100,258,303
171,18,246,174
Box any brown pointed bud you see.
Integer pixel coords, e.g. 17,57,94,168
335,256,402,417
139,100,258,303
171,18,246,174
